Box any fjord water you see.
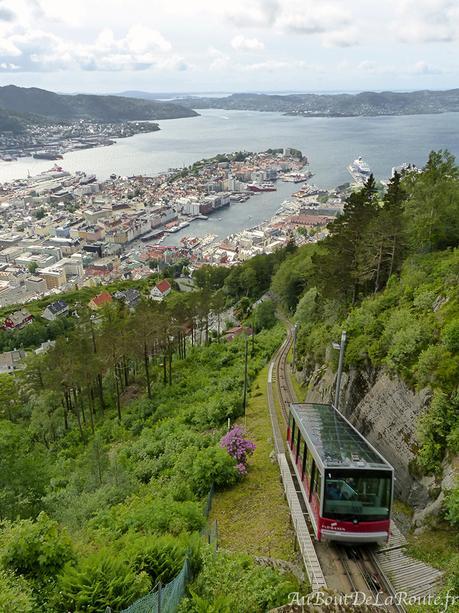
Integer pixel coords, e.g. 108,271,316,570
2,109,459,187
2,109,459,243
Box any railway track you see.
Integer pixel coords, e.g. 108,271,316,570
271,323,407,612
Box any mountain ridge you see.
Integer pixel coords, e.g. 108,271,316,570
152,88,459,117
0,85,198,126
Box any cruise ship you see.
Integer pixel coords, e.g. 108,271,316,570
347,157,372,184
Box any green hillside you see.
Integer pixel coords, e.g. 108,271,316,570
0,85,198,124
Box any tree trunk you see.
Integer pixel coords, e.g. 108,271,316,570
123,356,129,387
168,349,172,385
144,342,152,399
388,235,397,281
88,388,95,434
96,374,105,414
374,242,383,294
62,397,69,431
114,368,122,422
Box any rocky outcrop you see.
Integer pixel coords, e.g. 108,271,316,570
303,365,432,506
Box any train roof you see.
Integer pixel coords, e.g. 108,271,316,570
290,403,393,472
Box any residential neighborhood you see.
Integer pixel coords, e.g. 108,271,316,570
0,149,342,312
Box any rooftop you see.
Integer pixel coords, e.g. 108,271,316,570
290,403,392,471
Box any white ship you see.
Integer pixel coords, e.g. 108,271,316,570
347,157,371,184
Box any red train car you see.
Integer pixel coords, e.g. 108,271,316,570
287,403,393,544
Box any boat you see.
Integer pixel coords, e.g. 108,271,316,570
347,157,371,184
33,151,64,160
246,182,277,192
282,171,313,183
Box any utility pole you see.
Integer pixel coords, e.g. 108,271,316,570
332,330,347,411
242,333,249,421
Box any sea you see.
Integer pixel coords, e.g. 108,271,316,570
2,109,459,246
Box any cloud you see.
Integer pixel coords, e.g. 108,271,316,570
227,1,356,47
0,6,15,21
231,35,265,52
0,25,186,72
321,27,358,48
227,0,280,27
279,3,350,35
243,59,322,72
208,46,231,71
394,0,459,43
412,60,443,74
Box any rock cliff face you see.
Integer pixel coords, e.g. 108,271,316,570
303,365,433,506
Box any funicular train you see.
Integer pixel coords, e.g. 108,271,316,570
287,403,393,544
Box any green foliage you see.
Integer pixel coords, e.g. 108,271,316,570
0,569,35,613
127,533,191,584
271,244,316,312
188,446,238,496
417,391,459,473
252,299,277,331
181,548,298,613
404,150,459,252
444,484,459,526
0,421,50,519
92,492,205,537
0,512,74,579
57,551,151,612
442,317,459,353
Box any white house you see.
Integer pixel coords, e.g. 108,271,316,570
150,279,171,301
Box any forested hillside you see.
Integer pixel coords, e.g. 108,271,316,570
0,246,297,611
270,151,458,477
269,150,459,596
0,150,458,609
0,85,198,126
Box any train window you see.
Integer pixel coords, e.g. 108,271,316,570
295,428,301,461
291,420,296,447
301,441,308,479
314,471,321,496
306,452,313,482
323,471,392,522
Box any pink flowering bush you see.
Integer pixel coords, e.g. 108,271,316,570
220,426,256,476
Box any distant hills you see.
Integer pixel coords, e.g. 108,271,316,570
160,89,459,117
0,85,198,131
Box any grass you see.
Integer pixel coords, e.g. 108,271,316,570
209,365,297,562
405,525,459,612
407,524,459,574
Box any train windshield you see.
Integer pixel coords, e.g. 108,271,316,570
323,471,392,522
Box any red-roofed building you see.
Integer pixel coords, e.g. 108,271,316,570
150,279,171,301
88,291,113,311
2,309,33,331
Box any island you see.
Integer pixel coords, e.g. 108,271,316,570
174,89,459,117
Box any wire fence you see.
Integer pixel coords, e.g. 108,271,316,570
120,484,218,613
121,559,191,613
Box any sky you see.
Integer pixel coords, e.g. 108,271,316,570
0,0,458,94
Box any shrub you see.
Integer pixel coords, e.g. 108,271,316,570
444,484,459,526
190,446,239,495
0,570,35,612
220,426,256,475
442,318,459,353
92,494,205,537
57,551,151,612
127,533,200,584
0,512,74,579
418,391,459,473
181,548,298,613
